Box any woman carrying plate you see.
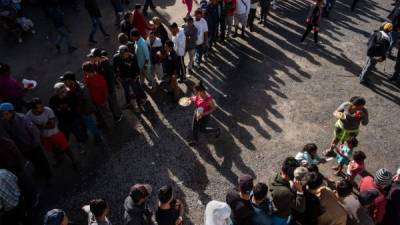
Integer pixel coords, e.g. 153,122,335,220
187,81,220,146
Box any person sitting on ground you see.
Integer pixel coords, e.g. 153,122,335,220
156,185,184,225
44,209,69,225
269,157,305,225
250,182,272,225
295,143,326,166
204,200,232,225
346,150,366,180
325,96,368,156
123,183,154,225
82,198,112,225
226,174,255,225
336,179,360,223
25,97,78,169
333,137,358,175
307,172,347,225
359,168,393,224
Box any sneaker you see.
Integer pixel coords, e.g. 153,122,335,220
68,46,77,53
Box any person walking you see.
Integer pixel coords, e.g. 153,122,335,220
187,81,220,146
206,0,220,49
247,0,259,32
259,0,270,26
110,0,124,26
123,184,154,225
183,16,198,74
233,0,251,37
84,0,110,44
300,0,323,44
47,5,77,53
147,31,164,82
183,0,194,16
194,9,209,66
170,23,187,83
224,0,237,37
153,16,170,45
130,4,153,38
359,22,392,84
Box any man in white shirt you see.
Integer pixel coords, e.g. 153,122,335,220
233,0,251,37
170,22,187,82
193,8,209,66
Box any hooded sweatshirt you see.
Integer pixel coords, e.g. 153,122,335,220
123,196,153,225
204,200,232,225
269,173,306,218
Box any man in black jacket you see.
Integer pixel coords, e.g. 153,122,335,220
359,22,393,84
84,0,110,44
123,184,154,225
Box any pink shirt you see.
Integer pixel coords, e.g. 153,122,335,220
192,95,213,113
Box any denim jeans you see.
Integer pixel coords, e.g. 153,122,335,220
82,114,101,138
359,56,378,82
89,17,108,41
121,77,146,106
195,44,204,65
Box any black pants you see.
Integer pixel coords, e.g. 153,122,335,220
260,6,270,23
143,0,155,13
177,55,186,80
351,0,359,11
24,146,52,180
59,118,88,143
300,24,318,43
192,114,219,141
248,8,257,31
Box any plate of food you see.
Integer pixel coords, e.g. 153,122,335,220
179,97,191,107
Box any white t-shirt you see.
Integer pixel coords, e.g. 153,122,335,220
147,37,163,48
172,28,186,56
194,18,208,46
26,107,59,138
82,205,112,225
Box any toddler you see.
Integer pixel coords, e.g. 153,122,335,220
333,137,358,175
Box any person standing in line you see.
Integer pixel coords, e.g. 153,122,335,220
153,16,170,45
130,4,153,38
247,0,258,32
25,98,78,169
163,40,181,100
143,0,156,16
250,182,273,225
205,0,220,51
156,186,184,225
223,0,236,38
258,0,270,26
226,175,254,225
300,0,323,44
131,30,157,90
233,0,250,37
194,9,209,67
183,0,194,16
359,22,392,84
187,81,220,146
82,198,112,225
147,31,164,83
183,16,198,74
123,184,154,225
218,0,227,43
111,0,124,26
86,48,123,123
84,0,110,44
121,12,133,36
382,167,400,225
82,63,113,128
60,72,103,144
204,200,232,225
170,22,187,83
47,4,77,53
324,96,368,156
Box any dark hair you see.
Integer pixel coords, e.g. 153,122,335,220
165,40,174,49
89,199,108,217
303,143,318,154
353,150,366,162
253,183,268,201
194,81,206,92
306,164,319,173
0,63,10,76
130,30,141,38
281,157,300,180
29,97,42,109
336,180,353,198
346,137,358,148
350,96,366,106
124,12,132,20
134,4,142,9
307,172,323,190
158,186,173,204
82,62,95,73
186,17,194,22
195,8,203,14
169,22,178,29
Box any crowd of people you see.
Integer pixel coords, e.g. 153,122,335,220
1,0,400,224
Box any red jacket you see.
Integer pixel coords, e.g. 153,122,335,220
130,10,151,37
83,73,108,106
224,0,236,17
359,176,387,224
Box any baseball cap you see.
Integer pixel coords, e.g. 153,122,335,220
130,183,152,199
87,48,102,57
43,209,65,225
59,71,76,81
238,174,253,194
358,190,379,206
0,102,14,112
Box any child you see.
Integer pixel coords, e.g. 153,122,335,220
346,150,366,180
336,179,360,223
250,182,272,225
156,185,184,225
295,143,326,166
82,198,112,225
332,137,358,175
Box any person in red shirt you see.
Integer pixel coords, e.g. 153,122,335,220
130,4,153,38
82,62,113,128
224,0,237,38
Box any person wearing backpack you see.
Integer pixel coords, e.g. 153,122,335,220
300,0,323,44
359,23,393,84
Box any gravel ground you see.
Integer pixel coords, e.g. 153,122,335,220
1,0,399,224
